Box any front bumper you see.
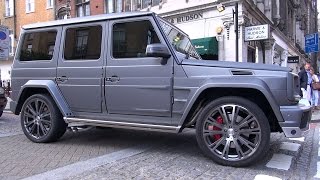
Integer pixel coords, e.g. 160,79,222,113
279,105,312,138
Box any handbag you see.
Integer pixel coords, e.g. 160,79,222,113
312,82,320,90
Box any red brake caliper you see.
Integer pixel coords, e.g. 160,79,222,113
208,116,223,141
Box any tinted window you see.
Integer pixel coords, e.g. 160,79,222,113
19,31,57,61
64,26,102,60
112,20,160,59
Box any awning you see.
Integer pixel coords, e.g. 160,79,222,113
191,37,218,55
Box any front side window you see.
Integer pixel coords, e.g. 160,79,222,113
158,18,199,59
19,31,57,61
64,26,102,60
76,0,90,17
112,20,160,59
26,0,35,13
5,0,14,16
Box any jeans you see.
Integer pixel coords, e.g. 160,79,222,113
312,89,319,106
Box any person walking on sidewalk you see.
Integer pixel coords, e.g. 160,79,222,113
299,62,312,103
310,67,320,109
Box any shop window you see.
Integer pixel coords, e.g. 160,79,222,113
112,20,160,58
247,41,257,63
19,31,57,61
76,0,90,17
64,26,102,60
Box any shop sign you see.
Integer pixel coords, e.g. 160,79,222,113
305,33,319,53
0,26,9,60
244,24,269,41
167,12,203,24
287,56,299,63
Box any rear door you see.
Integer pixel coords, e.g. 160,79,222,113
57,22,105,113
105,16,173,117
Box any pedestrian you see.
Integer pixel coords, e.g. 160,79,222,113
310,67,319,109
298,62,312,102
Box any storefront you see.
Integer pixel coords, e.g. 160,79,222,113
161,9,222,61
191,37,218,60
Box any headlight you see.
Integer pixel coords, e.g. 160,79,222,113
0,87,4,95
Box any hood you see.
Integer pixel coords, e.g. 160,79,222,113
181,59,291,72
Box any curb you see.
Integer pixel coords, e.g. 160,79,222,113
3,110,13,114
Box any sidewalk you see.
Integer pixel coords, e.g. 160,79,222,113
312,109,320,123
4,97,11,111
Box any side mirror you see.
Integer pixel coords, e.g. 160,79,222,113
146,43,171,65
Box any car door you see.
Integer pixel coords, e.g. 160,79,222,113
105,17,173,117
57,22,105,113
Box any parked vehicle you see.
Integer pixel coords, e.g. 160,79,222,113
0,87,7,117
10,12,311,167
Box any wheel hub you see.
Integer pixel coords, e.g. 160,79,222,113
228,128,235,136
35,116,41,124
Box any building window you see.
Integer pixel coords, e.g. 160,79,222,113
47,0,54,8
64,26,102,60
19,31,57,61
106,0,161,13
76,0,90,17
26,0,35,13
57,8,68,19
107,0,132,13
112,20,160,59
5,0,14,17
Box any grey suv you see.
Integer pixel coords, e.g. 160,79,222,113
10,12,311,167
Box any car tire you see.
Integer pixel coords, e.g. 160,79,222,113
21,94,67,143
195,96,270,167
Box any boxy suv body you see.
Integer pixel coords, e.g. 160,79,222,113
10,12,311,167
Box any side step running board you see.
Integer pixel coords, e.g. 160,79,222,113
64,117,181,133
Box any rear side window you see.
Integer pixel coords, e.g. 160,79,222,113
19,31,57,61
112,20,160,59
64,25,102,60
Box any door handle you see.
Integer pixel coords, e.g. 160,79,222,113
106,76,120,82
56,76,68,83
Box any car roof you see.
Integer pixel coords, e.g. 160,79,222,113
23,11,154,30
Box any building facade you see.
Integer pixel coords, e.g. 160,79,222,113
0,0,15,82
0,0,56,82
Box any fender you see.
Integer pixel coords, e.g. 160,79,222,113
178,76,284,127
15,80,73,117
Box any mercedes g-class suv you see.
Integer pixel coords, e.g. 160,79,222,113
10,12,311,167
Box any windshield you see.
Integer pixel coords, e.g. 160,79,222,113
158,18,200,60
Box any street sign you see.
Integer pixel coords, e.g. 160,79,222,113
244,24,269,41
305,33,319,53
287,56,299,63
0,26,9,60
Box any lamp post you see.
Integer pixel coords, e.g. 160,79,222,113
234,2,239,62
218,2,239,62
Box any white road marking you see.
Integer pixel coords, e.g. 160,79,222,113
266,154,293,170
314,162,320,178
22,144,151,180
288,137,305,142
279,142,301,152
254,174,282,180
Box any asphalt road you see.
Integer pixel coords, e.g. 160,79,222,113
0,112,319,180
